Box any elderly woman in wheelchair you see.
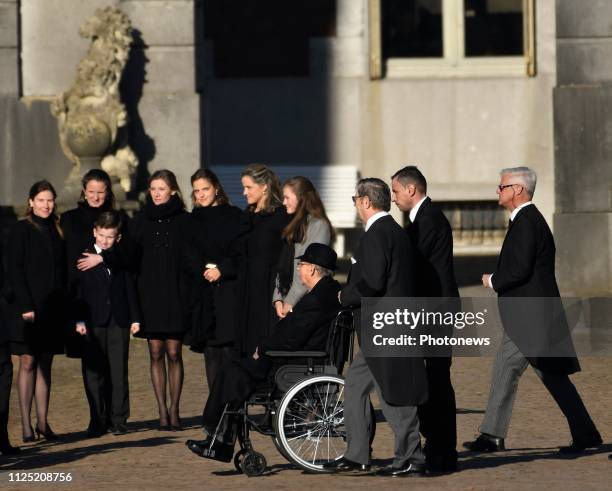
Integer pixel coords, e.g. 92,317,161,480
186,244,354,476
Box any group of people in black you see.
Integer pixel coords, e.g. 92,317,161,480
0,163,606,475
0,164,338,456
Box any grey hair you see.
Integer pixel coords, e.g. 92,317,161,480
355,178,391,212
500,166,537,198
313,265,333,277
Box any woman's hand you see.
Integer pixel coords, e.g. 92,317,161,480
274,300,286,319
76,323,87,336
130,323,140,335
281,303,293,317
22,311,35,322
77,253,103,271
203,267,221,283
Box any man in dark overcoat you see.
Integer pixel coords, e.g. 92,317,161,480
464,166,601,454
391,165,459,472
324,178,428,477
0,239,19,454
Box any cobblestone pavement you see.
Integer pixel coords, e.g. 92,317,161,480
1,339,610,490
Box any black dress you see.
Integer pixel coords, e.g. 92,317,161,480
240,206,290,354
183,204,248,351
131,195,189,340
5,216,67,355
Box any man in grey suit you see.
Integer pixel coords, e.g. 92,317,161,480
463,167,601,454
323,178,428,477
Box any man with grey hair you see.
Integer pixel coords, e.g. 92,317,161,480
464,166,601,454
324,178,428,477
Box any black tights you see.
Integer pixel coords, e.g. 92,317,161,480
17,353,54,438
148,339,183,426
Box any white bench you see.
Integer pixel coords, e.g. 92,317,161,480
210,165,359,229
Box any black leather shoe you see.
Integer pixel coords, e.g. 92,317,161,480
463,433,505,452
185,438,234,462
559,433,602,454
110,423,128,435
322,457,370,472
86,425,107,438
376,463,426,477
0,442,21,455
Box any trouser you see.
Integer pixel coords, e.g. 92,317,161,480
417,356,457,462
202,356,271,444
82,322,130,426
203,345,238,390
344,352,425,467
0,343,13,445
481,334,599,440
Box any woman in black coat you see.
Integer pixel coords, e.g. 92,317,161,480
239,164,290,354
60,169,132,432
131,169,189,430
6,181,67,442
183,169,247,388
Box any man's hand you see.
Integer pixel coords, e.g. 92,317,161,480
77,253,103,271
252,347,259,360
482,274,492,289
76,322,87,335
130,323,140,335
22,311,35,322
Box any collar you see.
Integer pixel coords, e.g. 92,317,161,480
510,201,533,221
409,196,428,223
365,211,389,232
93,244,103,254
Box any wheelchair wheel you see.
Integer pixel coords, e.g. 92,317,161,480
274,375,346,473
241,451,267,477
233,449,247,473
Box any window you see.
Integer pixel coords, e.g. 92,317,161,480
204,0,336,78
369,0,535,78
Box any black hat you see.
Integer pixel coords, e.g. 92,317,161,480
296,243,337,271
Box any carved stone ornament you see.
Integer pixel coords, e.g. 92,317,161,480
51,6,136,198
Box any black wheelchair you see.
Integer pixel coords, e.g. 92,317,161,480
211,309,355,477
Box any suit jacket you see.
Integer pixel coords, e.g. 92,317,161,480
492,204,579,374
75,244,141,329
341,214,428,406
259,276,341,353
408,198,459,298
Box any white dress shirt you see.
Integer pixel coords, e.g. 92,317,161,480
365,211,390,232
409,196,428,223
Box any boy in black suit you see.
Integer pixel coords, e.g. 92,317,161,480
75,211,140,437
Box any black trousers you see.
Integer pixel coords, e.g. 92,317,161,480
202,356,271,444
82,322,130,426
417,356,457,463
0,343,12,445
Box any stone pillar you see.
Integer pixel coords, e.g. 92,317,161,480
554,0,612,295
0,0,18,95
119,0,201,195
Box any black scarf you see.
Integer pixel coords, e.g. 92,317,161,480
144,194,184,220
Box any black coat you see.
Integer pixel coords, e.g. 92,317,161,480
131,195,190,335
408,198,459,298
183,204,248,350
341,214,428,406
492,204,580,374
4,217,67,354
240,206,291,354
74,243,141,329
259,276,341,353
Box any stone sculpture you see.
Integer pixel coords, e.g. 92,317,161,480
51,6,137,198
